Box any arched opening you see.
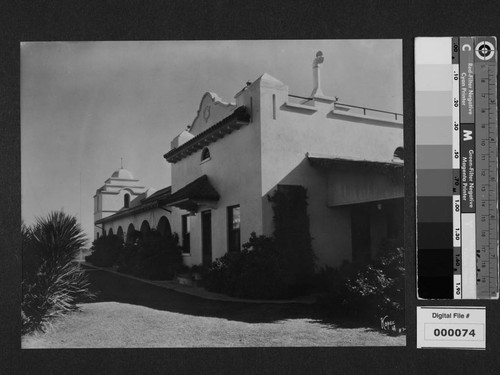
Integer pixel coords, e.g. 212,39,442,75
124,193,130,208
201,147,211,162
393,147,404,162
126,223,136,244
116,226,124,240
140,220,151,236
157,216,172,237
108,228,114,236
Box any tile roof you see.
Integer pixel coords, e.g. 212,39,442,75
141,186,172,204
95,200,160,224
164,106,251,163
159,175,219,206
95,175,219,224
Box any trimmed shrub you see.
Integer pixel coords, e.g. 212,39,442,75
21,211,94,334
85,234,123,267
115,241,139,275
205,233,290,299
116,231,183,280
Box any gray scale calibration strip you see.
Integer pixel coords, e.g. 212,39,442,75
415,37,499,300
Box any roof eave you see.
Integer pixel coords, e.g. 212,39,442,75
164,107,250,163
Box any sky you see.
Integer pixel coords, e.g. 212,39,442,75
21,40,402,244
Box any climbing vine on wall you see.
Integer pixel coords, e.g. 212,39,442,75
268,185,316,290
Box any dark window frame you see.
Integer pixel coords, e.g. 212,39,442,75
181,214,191,254
201,147,211,162
124,193,130,208
227,205,241,252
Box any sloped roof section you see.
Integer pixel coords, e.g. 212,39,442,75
307,153,404,170
164,106,250,163
159,175,219,210
96,176,220,224
142,186,172,204
95,200,160,224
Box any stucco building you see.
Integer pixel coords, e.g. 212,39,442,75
94,52,404,269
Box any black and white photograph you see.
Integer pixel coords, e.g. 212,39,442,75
20,40,404,348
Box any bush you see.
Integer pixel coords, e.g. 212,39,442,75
205,233,290,299
21,211,94,334
315,261,358,309
115,241,140,275
85,234,123,267
116,231,183,280
320,243,405,327
205,185,316,300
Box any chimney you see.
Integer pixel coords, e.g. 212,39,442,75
311,51,324,97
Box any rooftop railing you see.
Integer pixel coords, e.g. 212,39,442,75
335,102,403,121
287,94,403,121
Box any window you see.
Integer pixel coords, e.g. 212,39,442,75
124,193,130,208
227,205,241,252
201,147,211,162
182,214,191,254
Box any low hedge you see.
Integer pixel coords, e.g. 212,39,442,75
116,231,183,280
204,233,291,299
85,234,123,267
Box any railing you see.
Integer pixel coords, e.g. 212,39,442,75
335,102,403,121
288,94,313,101
287,94,403,121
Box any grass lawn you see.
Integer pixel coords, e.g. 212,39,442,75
22,301,405,348
22,270,405,348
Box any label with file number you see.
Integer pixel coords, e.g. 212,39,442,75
417,306,485,349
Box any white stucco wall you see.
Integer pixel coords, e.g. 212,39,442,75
98,208,173,242
167,73,403,269
169,86,262,267
98,71,403,270
256,75,403,268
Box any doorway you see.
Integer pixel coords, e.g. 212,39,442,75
201,210,212,267
351,203,371,263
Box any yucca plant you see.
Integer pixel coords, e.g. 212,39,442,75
21,211,95,334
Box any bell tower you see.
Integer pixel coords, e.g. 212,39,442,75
93,164,147,239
